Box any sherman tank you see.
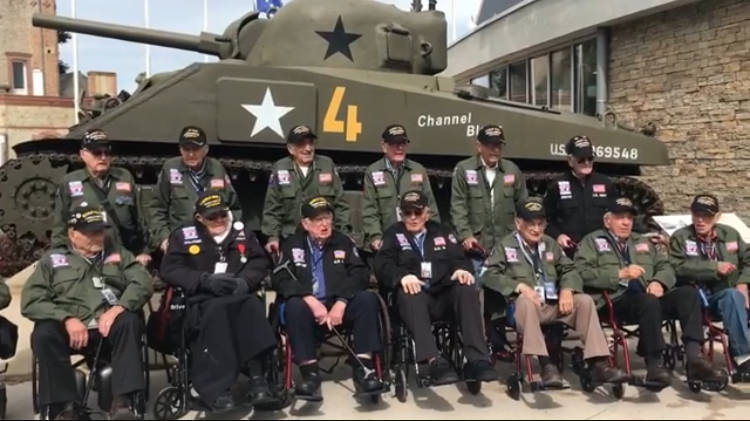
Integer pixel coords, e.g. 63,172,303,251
0,0,669,275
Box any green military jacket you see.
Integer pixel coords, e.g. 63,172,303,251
21,243,153,324
149,157,241,245
670,223,750,293
576,229,675,306
361,157,440,247
261,155,350,241
450,156,528,251
52,167,148,254
482,232,582,297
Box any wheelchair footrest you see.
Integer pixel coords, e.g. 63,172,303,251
352,384,390,399
294,391,323,403
629,376,669,392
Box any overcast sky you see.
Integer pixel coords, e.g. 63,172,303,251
56,0,480,93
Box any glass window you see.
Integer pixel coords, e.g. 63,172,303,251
490,66,508,99
551,48,572,111
509,60,527,103
470,74,490,88
530,55,549,107
12,61,26,90
575,39,597,116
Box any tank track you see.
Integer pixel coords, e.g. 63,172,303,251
0,151,663,277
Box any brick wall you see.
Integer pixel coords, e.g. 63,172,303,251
609,0,750,217
0,95,73,159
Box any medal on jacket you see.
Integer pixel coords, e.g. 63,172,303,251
238,243,247,263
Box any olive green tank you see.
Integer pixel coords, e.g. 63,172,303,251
0,0,669,275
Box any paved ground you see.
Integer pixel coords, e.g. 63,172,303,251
5,355,750,420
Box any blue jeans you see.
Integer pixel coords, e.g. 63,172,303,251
708,288,750,357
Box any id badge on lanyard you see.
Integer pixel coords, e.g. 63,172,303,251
421,262,433,279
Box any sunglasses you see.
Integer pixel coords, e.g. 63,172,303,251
402,209,425,217
204,211,229,221
87,148,111,157
577,156,594,164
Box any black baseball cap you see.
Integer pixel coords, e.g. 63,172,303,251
67,206,110,233
609,197,637,215
179,126,207,148
287,125,318,144
81,129,110,151
301,196,334,219
195,192,229,218
382,124,410,144
565,135,594,159
691,194,719,216
516,197,546,221
477,124,506,145
400,190,428,213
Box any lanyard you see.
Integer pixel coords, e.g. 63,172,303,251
514,232,546,285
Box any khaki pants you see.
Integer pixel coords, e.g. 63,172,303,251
514,293,609,360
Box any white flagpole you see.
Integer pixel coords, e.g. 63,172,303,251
145,0,151,77
450,0,456,42
203,0,209,62
71,0,79,123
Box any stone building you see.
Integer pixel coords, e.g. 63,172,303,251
448,0,750,216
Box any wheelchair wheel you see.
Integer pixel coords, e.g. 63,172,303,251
394,365,408,403
506,374,521,401
663,348,676,371
153,386,188,420
688,380,702,394
611,383,625,399
466,380,481,395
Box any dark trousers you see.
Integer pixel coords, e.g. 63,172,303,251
31,311,145,407
189,295,276,403
609,285,704,357
397,283,490,363
284,291,383,364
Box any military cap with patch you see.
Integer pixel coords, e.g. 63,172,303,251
399,190,428,213
287,124,318,144
179,126,207,147
477,124,506,145
382,124,410,144
516,197,546,221
609,197,637,215
81,129,110,151
565,135,594,159
301,196,334,219
195,192,229,218
691,194,719,216
67,206,110,233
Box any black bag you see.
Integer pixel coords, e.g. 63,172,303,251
146,287,185,355
0,315,18,360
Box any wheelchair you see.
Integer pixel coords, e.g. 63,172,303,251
31,318,150,420
500,301,626,401
386,292,487,402
268,291,392,406
601,290,729,394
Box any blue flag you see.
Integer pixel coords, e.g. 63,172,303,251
256,0,283,14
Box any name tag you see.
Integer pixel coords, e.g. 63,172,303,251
411,173,424,184
505,247,518,263
421,262,433,279
465,170,478,185
214,262,228,274
544,281,558,300
372,171,386,186
685,240,698,256
277,170,291,185
534,286,546,302
101,288,119,305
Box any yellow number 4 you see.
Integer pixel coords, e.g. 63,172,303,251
323,86,362,142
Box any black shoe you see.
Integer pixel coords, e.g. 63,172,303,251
429,356,460,385
735,357,750,374
353,364,383,393
687,359,727,383
590,360,629,384
208,392,235,413
646,365,671,387
109,393,142,420
52,402,84,420
295,370,322,398
463,359,498,382
541,363,563,388
247,375,276,407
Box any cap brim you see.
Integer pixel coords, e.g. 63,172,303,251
75,221,110,233
610,207,636,215
479,136,506,145
288,134,318,144
303,206,333,219
571,147,594,158
179,140,206,147
518,211,546,221
690,204,718,216
200,206,230,217
385,136,410,144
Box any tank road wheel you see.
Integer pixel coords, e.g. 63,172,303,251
0,155,68,276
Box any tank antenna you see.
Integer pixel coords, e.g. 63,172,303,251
411,0,422,12
429,0,437,11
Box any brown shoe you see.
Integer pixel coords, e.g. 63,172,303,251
541,363,563,388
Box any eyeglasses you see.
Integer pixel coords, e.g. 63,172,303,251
87,148,111,157
204,211,228,221
402,209,425,218
577,156,594,164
